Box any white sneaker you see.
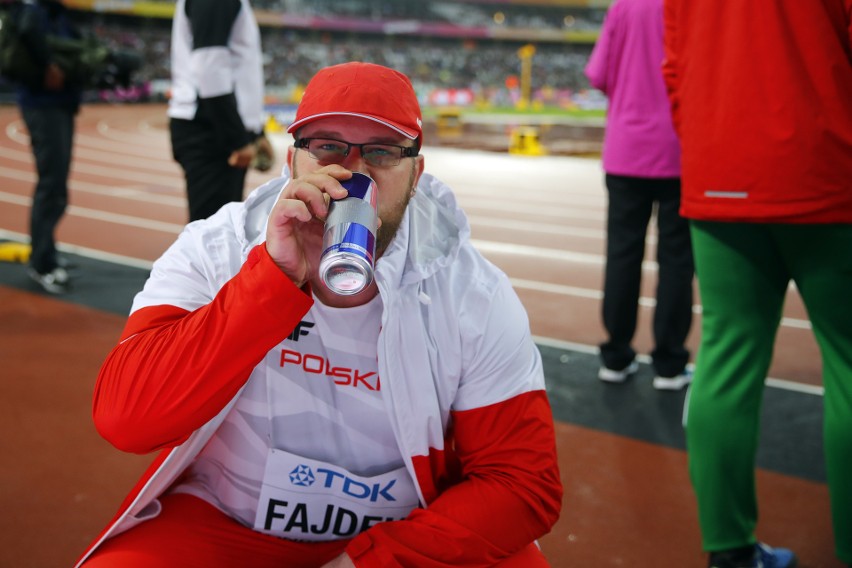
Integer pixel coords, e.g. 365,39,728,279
598,360,639,383
27,266,70,294
653,370,693,391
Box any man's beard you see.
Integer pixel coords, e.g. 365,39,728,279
374,164,416,260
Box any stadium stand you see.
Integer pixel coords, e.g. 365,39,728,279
1,0,606,109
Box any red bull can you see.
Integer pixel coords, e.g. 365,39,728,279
319,172,378,295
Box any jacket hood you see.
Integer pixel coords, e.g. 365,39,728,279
234,168,471,289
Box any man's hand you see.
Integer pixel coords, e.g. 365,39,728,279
252,135,275,172
321,553,356,568
44,63,65,90
265,165,351,287
228,142,256,169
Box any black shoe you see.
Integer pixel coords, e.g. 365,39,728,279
27,266,70,294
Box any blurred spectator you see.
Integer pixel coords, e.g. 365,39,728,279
168,0,274,221
64,13,596,104
16,0,83,294
585,0,693,390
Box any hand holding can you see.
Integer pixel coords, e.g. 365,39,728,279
319,172,378,295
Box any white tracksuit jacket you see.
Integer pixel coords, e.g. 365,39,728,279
78,170,562,567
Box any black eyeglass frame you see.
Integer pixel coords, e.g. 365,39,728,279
294,137,420,167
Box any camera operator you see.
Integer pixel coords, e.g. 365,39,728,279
16,0,81,294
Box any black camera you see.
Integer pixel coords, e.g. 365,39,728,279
48,35,142,89
0,13,141,91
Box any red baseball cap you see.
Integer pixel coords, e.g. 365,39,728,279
287,62,423,141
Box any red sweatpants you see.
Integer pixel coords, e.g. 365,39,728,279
82,493,549,567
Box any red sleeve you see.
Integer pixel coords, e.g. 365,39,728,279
345,390,563,567
661,0,681,134
92,244,313,454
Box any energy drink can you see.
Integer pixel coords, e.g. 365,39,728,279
319,172,378,295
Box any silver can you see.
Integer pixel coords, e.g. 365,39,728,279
319,172,378,295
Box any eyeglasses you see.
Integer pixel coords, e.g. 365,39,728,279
294,137,419,167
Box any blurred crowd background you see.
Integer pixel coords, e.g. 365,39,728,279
1,0,609,110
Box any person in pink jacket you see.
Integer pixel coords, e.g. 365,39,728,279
76,62,562,568
585,0,694,390
664,0,852,566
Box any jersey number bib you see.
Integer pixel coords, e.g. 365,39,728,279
254,449,419,541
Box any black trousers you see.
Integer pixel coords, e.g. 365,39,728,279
22,105,75,274
599,174,694,377
170,118,248,222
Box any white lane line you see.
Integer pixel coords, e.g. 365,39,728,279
0,145,33,161
0,191,30,207
533,335,824,396
470,215,662,246
0,146,180,186
72,132,175,157
0,191,184,233
68,161,180,187
96,118,166,143
67,180,185,205
72,145,177,172
473,239,610,266
0,171,185,207
63,204,185,233
477,243,811,328
62,241,156,270
4,120,29,144
512,278,603,300
459,196,604,219
449,183,606,206
0,229,155,270
5,118,172,158
470,215,608,240
511,278,812,330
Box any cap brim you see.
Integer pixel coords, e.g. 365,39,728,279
287,112,419,139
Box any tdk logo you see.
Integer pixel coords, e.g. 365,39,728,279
290,466,397,502
287,321,314,341
289,465,315,486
